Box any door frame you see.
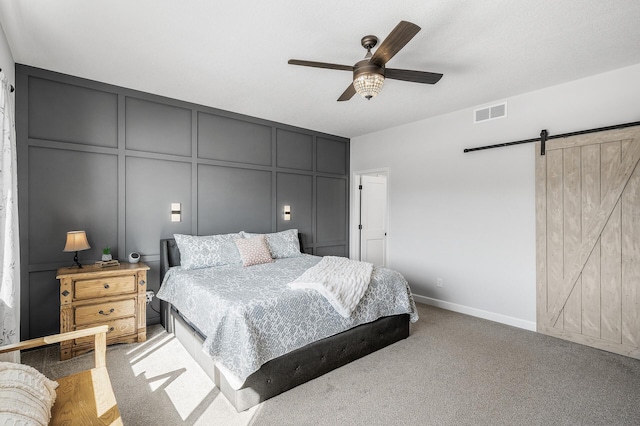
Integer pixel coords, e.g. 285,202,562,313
350,167,390,262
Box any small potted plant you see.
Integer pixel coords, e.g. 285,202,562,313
102,246,112,261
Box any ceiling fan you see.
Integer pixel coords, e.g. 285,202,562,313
288,20,443,101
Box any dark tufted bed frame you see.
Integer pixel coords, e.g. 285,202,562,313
159,238,410,412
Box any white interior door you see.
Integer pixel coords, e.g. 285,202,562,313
360,175,387,266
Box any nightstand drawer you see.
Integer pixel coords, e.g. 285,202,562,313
75,317,136,345
75,299,136,325
75,275,136,300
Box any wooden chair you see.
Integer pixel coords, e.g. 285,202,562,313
0,325,122,425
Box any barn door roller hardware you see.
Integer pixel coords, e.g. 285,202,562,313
463,120,640,156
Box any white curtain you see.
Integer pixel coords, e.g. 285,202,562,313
0,70,19,362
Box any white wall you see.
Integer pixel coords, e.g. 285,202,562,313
0,21,14,84
351,63,640,330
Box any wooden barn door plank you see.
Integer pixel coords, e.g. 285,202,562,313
622,140,640,347
601,142,622,343
535,141,548,331
563,147,582,333
581,144,601,338
545,148,564,329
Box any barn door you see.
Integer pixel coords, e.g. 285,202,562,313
536,126,640,359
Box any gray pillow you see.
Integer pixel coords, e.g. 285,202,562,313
174,233,242,270
241,229,301,259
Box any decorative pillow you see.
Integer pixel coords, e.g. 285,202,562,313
241,229,301,259
174,233,242,270
235,235,274,267
0,361,58,426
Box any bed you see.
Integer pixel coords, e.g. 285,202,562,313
157,232,418,411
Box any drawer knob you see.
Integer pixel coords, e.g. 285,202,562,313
139,280,146,286
99,308,115,316
103,284,110,289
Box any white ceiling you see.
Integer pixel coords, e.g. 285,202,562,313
1,1,639,138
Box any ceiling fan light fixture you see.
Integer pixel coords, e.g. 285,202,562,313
353,72,385,100
288,21,441,102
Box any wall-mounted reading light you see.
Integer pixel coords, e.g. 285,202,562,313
283,205,291,221
171,203,181,222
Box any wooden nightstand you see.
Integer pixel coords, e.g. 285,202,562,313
56,262,150,360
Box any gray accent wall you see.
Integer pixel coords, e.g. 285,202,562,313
16,65,349,339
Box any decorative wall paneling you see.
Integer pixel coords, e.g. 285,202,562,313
536,125,640,359
16,65,349,339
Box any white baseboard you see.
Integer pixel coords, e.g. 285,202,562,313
412,294,537,332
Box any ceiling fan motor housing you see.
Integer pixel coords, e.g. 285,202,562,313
354,59,384,79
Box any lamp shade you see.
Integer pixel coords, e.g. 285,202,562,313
353,72,385,100
63,231,91,252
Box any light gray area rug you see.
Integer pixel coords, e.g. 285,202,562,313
23,304,640,425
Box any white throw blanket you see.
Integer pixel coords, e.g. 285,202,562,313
289,256,373,318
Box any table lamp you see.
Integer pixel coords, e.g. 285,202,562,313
63,230,91,268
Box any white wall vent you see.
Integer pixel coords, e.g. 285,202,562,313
474,102,507,123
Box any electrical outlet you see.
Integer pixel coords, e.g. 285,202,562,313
146,290,154,303
436,278,443,288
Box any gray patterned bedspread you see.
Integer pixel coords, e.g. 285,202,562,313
156,254,418,389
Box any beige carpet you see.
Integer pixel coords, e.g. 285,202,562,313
23,304,640,425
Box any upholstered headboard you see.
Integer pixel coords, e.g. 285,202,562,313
159,238,180,283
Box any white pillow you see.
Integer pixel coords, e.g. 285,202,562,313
0,361,58,426
174,233,243,270
235,235,274,266
241,229,301,258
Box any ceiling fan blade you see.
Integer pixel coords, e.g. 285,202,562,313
288,59,353,72
337,83,356,102
385,68,443,84
369,21,421,67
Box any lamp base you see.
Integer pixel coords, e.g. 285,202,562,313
70,251,83,268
